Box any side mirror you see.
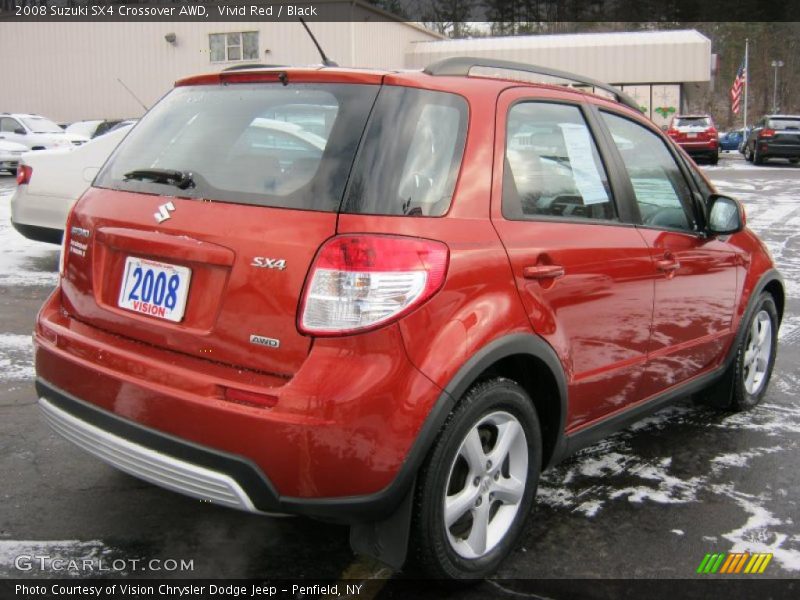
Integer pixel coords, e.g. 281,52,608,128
14,128,26,135
707,194,744,236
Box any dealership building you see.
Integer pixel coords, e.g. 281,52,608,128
0,4,711,129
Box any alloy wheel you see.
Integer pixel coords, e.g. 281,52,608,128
443,411,528,559
743,309,773,395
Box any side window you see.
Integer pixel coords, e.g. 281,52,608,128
679,152,714,199
503,102,615,221
600,111,696,232
0,118,21,133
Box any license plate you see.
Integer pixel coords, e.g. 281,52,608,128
687,133,698,138
117,257,192,322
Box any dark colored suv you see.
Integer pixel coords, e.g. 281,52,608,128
35,58,783,579
743,114,800,165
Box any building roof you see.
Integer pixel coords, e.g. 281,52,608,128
406,29,712,85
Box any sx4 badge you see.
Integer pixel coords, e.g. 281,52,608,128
251,257,287,270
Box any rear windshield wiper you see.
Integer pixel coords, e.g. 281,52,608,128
123,168,195,190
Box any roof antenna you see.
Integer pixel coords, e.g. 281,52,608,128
116,78,148,112
299,18,338,67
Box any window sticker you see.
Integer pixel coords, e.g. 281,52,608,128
559,124,609,205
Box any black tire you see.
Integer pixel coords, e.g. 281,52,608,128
409,378,542,580
744,144,753,162
709,150,719,165
729,293,779,411
753,144,765,165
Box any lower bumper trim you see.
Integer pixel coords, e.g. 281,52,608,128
40,396,267,513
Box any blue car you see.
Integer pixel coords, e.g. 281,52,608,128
719,129,745,151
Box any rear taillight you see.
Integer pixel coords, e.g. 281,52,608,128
708,127,718,139
667,128,678,137
299,235,449,336
16,164,32,185
759,128,776,138
59,210,75,279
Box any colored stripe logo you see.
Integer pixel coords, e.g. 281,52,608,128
697,552,772,574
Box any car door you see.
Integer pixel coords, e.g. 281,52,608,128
598,109,739,399
490,90,655,431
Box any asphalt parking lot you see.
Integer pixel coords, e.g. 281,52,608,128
0,153,798,594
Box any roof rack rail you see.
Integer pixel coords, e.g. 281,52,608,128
423,57,641,113
222,63,287,71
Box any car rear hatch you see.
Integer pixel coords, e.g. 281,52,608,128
671,117,714,142
59,72,383,377
767,118,800,148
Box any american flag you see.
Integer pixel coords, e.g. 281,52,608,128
731,61,747,114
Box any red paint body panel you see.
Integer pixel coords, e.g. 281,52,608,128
36,288,442,498
635,229,738,397
62,188,336,376
34,66,782,509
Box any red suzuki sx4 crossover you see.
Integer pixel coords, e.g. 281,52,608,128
34,58,783,579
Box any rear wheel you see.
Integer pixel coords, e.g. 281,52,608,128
709,150,719,165
409,378,541,579
744,144,753,162
753,145,765,165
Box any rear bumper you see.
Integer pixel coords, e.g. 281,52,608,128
10,186,71,239
11,220,62,245
38,385,277,514
758,142,800,158
34,288,443,522
676,140,718,154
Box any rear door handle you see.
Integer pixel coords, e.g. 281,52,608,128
523,265,565,280
655,258,680,273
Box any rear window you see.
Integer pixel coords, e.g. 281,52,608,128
674,117,711,128
342,86,468,217
94,83,380,211
767,118,800,130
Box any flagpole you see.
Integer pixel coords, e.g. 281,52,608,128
744,38,749,130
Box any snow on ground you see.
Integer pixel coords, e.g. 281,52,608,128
0,185,57,383
536,386,800,572
0,540,128,577
0,334,35,382
0,186,59,288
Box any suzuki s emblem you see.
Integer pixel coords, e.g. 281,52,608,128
154,201,175,223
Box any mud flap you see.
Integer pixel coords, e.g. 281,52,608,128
696,362,735,409
349,482,415,570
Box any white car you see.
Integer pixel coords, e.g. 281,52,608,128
0,113,74,150
0,139,28,175
11,124,133,244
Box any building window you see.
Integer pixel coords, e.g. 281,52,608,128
210,32,259,62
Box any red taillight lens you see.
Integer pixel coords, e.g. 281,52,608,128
299,235,449,336
708,127,718,139
759,128,776,138
16,164,32,185
667,128,678,137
